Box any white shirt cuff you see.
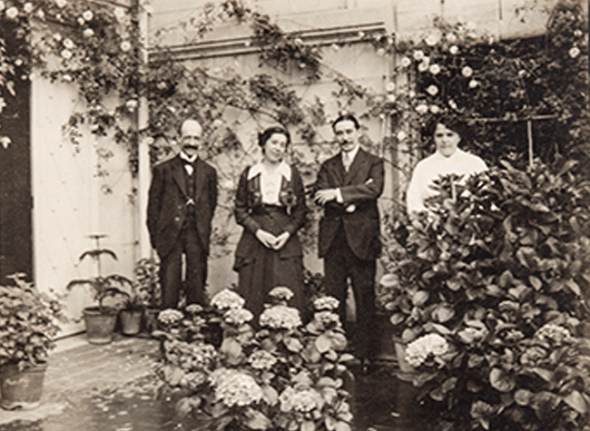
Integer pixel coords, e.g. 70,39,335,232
336,188,344,203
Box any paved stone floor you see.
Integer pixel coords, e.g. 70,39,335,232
0,334,435,431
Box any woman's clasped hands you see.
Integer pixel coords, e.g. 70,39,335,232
255,229,290,250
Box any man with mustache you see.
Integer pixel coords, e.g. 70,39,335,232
147,118,218,309
314,114,384,374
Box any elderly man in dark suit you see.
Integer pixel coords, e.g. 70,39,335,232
147,118,218,309
314,114,384,373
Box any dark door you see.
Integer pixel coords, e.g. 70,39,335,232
0,21,32,283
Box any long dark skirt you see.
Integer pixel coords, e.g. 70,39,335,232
234,245,305,322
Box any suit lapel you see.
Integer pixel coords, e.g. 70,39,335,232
171,156,188,197
194,158,207,201
344,148,366,185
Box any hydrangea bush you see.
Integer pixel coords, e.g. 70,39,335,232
383,159,590,431
154,288,354,431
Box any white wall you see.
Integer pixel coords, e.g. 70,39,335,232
31,78,137,336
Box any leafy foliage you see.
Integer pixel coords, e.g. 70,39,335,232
0,273,65,370
154,289,354,431
383,159,590,431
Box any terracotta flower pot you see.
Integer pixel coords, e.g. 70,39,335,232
0,362,48,410
392,337,418,381
83,306,118,344
120,309,143,336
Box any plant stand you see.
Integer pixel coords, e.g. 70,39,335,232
120,310,143,336
0,362,48,410
83,306,118,344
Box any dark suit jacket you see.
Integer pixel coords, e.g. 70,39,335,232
315,148,384,261
234,165,307,260
147,155,217,257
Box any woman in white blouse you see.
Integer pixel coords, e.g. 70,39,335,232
233,127,308,318
406,115,488,215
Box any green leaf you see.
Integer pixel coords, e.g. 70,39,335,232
301,420,316,431
284,336,304,353
489,368,515,392
563,390,587,414
315,334,332,353
261,385,278,406
220,337,243,365
529,276,543,291
412,290,429,306
244,408,272,430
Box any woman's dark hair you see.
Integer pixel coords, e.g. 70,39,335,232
332,114,360,131
258,126,291,148
426,113,470,143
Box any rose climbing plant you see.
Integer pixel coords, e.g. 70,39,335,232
383,159,590,431
154,287,355,431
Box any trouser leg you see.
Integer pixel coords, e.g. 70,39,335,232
159,238,183,309
350,256,377,360
183,224,208,306
323,226,352,329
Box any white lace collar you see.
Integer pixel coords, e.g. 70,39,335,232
247,161,291,181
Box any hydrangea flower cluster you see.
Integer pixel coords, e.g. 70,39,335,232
223,308,254,326
210,368,264,407
535,324,571,345
180,371,208,391
259,305,302,330
279,387,324,413
188,343,218,370
315,311,341,327
186,304,204,314
248,350,277,370
313,296,340,311
268,286,295,302
211,289,246,311
158,309,184,326
405,333,448,368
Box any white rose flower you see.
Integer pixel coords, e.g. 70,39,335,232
114,7,126,21
408,90,416,98
413,50,424,61
77,17,85,25
82,10,93,21
120,41,132,52
415,104,429,115
426,85,439,96
63,38,75,49
23,3,33,13
429,105,441,114
56,0,67,7
468,79,479,89
461,66,473,78
429,64,441,75
83,28,94,38
385,82,396,93
126,99,138,111
574,29,583,38
62,74,73,82
36,9,44,19
396,130,407,141
569,47,581,59
418,62,429,72
425,32,441,47
386,94,396,103
6,7,18,19
449,45,459,55
14,58,23,67
400,56,412,68
53,33,62,42
60,49,72,60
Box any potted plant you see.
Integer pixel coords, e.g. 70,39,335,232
0,273,65,410
134,257,161,334
67,234,133,344
119,283,148,336
390,160,590,431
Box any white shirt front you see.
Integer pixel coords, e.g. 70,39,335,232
247,162,292,205
406,148,488,214
179,151,198,176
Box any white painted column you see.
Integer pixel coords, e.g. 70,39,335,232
137,0,153,259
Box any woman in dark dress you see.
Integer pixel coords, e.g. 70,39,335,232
233,127,308,319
